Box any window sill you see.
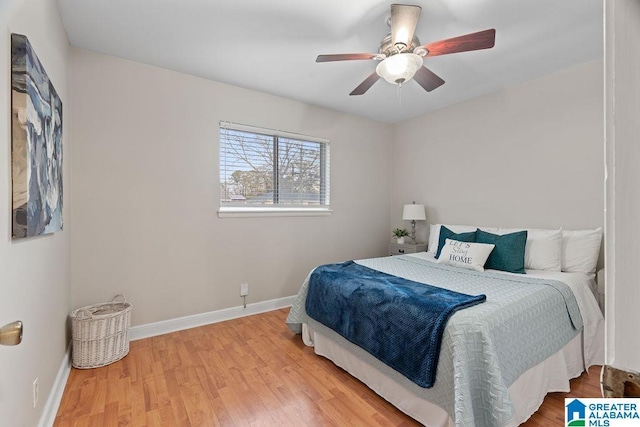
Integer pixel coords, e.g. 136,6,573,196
217,207,333,218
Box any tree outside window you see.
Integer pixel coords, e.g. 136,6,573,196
219,125,329,209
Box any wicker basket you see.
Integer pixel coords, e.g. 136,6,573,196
71,295,132,369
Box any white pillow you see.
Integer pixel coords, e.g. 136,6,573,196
428,224,497,253
428,224,439,253
562,228,602,274
437,239,495,272
526,229,563,271
488,227,563,272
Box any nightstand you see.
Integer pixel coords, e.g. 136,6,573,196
389,242,427,256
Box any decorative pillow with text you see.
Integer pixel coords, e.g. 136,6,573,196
435,226,478,259
436,239,496,272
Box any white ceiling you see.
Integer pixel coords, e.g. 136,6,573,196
57,0,603,123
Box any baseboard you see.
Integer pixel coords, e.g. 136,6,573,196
35,297,295,425
129,295,296,341
38,343,72,427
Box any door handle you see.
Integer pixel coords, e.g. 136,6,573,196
0,321,23,346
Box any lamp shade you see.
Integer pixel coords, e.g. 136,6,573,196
376,53,423,85
402,204,426,221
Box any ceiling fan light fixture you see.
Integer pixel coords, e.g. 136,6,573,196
414,47,428,57
376,53,423,85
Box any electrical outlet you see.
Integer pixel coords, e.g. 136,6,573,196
32,378,38,408
240,283,249,296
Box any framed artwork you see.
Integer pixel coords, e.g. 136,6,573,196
11,33,63,239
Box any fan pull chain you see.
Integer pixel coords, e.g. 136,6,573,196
396,82,403,104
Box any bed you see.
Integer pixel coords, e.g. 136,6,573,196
286,225,604,427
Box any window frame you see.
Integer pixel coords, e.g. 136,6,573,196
218,121,332,218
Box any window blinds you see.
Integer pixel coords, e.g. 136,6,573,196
219,122,330,208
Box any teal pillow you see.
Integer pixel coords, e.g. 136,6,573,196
435,226,477,259
475,229,527,274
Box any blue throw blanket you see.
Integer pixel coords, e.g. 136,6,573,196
305,260,486,388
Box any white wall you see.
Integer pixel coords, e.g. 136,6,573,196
604,0,640,373
69,48,392,326
0,0,70,425
391,60,604,243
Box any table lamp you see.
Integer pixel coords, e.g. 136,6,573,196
402,202,426,243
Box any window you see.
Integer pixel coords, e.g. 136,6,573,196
219,122,331,217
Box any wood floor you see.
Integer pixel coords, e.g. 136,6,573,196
55,308,601,426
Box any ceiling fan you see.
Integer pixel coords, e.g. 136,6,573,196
316,4,496,96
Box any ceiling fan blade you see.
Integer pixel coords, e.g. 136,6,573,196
316,53,380,62
390,4,422,50
413,66,445,92
349,72,381,96
420,29,496,57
